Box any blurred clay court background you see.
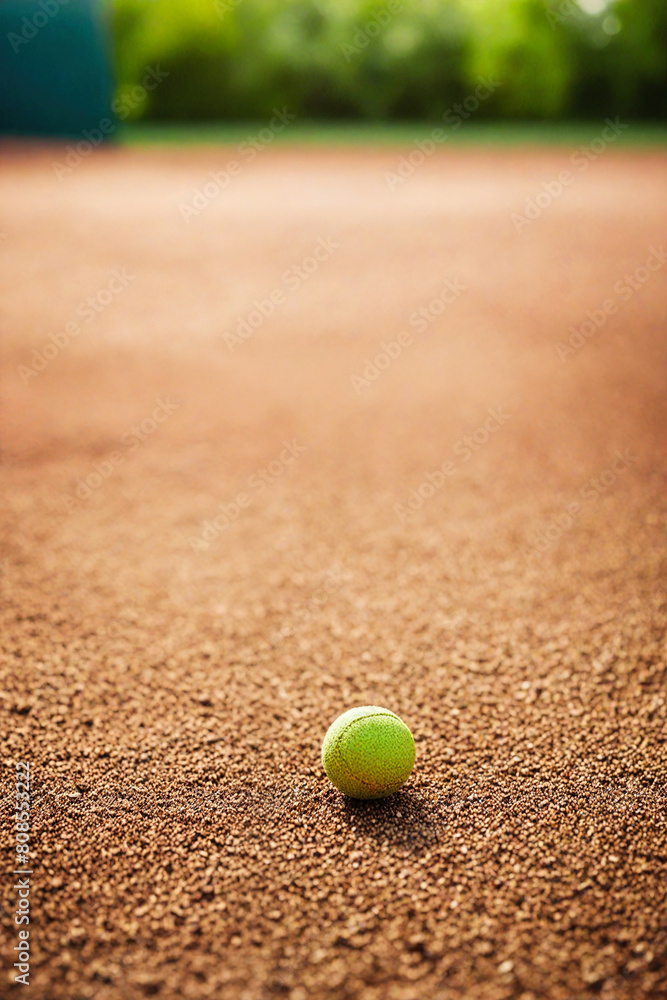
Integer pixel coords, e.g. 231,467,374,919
1,3,666,1000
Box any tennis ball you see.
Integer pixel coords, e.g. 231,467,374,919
321,706,415,799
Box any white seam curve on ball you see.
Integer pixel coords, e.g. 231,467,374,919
333,711,406,791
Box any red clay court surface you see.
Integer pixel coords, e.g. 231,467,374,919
1,143,666,1000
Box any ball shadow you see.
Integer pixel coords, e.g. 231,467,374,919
336,788,440,855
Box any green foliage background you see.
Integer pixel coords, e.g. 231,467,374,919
111,0,667,121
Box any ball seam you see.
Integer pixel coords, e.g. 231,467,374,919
331,712,410,793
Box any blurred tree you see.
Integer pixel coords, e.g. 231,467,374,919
461,0,574,117
111,0,667,121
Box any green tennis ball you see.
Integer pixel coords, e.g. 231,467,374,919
321,706,415,799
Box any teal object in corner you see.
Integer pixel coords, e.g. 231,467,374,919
0,0,116,138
